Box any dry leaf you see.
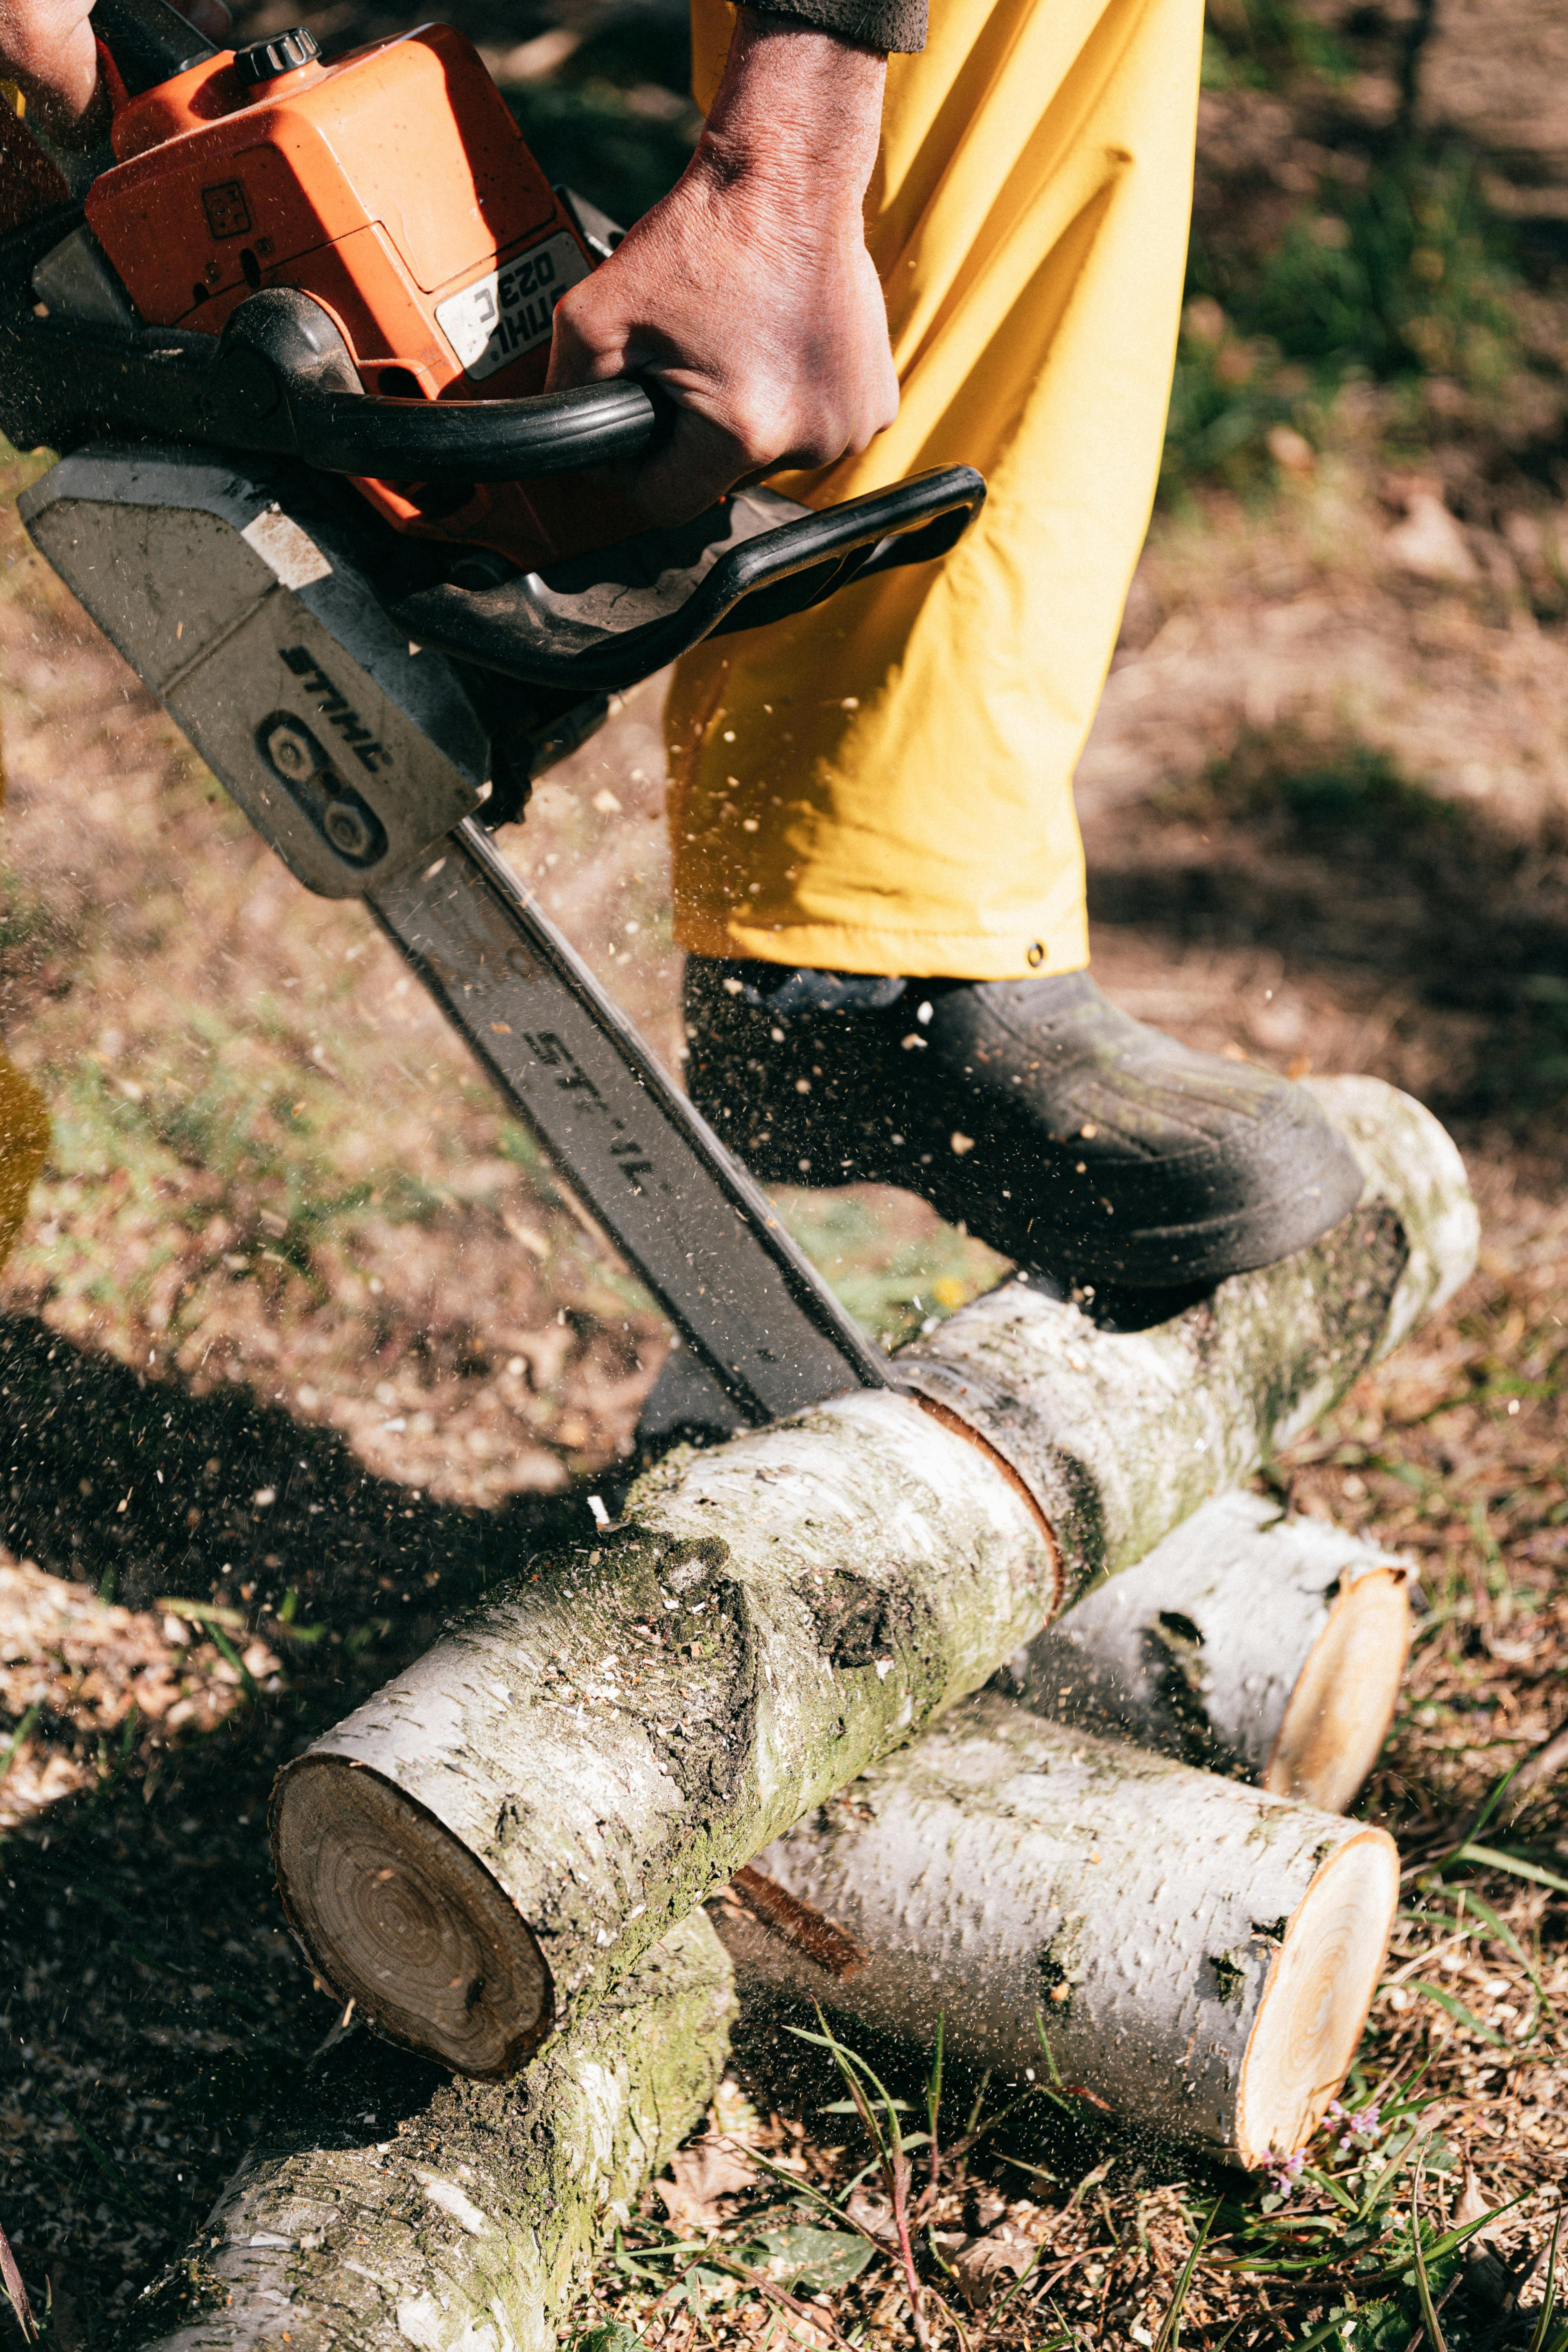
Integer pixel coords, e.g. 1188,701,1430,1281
656,2134,757,2230
950,2210,1048,2309
1454,2165,1500,2242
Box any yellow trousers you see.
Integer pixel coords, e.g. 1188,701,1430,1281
667,0,1202,979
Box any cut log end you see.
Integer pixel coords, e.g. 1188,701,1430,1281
1237,1826,1399,2166
1264,1568,1411,1813
272,1757,551,2078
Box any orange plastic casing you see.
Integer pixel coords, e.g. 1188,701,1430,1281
85,23,641,569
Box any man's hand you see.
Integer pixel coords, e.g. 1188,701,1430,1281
546,5,898,528
0,0,105,144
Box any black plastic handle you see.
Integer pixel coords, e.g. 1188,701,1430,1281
291,378,663,480
90,0,218,93
390,464,987,695
216,287,665,478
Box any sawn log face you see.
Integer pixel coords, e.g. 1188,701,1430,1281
718,1692,1398,2165
275,1392,1054,2066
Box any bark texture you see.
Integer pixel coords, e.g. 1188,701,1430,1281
274,1392,1055,2073
716,1693,1398,2166
272,1074,1470,2076
1001,1489,1413,1811
129,1911,734,2352
900,1075,1476,1602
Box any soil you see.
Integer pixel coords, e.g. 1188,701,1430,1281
1,0,1568,2346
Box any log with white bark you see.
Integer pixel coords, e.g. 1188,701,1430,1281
1002,1489,1413,1812
271,1075,1471,2077
715,1692,1399,2167
130,1911,734,2352
897,1076,1474,1603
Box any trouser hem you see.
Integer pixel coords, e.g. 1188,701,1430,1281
672,912,1092,982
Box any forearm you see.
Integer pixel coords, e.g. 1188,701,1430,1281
698,6,888,202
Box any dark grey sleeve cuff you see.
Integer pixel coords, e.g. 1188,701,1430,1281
752,0,927,55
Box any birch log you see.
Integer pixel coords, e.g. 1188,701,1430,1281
899,1076,1475,1603
130,1911,734,2352
716,1693,1399,2167
271,1074,1471,2077
1002,1490,1413,1812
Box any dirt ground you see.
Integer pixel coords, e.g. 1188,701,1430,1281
3,0,1568,2345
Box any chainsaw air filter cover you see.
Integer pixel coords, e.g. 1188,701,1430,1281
83,23,639,569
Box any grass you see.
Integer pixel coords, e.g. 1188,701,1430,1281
1165,145,1531,498
1200,0,1354,94
1155,723,1465,848
565,1910,1566,2352
766,1185,1007,1353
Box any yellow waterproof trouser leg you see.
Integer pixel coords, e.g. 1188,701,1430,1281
667,0,1203,979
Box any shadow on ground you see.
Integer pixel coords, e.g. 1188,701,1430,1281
0,1315,589,2345
1083,722,1568,1120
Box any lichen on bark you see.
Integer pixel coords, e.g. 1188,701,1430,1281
128,1911,735,2352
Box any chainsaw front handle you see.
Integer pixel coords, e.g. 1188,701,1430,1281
388,465,988,694
293,377,664,480
0,237,984,693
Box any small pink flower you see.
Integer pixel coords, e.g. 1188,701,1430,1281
1266,2148,1306,2199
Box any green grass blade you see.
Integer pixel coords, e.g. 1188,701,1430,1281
1152,2197,1219,2352
1410,2165,1450,2352
0,1703,39,1783
1406,1981,1510,2047
1531,2210,1562,2352
1454,1844,1568,1897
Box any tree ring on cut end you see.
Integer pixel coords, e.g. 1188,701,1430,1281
1265,1568,1411,1812
1236,1826,1398,2166
272,1757,552,2077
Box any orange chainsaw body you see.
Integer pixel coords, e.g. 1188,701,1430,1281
85,23,642,568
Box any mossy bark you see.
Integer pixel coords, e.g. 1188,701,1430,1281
128,1911,734,2352
272,1074,1471,2076
274,1392,1055,2073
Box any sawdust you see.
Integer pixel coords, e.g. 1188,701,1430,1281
1,0,1568,2340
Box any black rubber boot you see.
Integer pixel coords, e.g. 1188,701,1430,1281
684,960,1365,1293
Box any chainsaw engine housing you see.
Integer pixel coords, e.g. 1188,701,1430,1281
84,24,640,569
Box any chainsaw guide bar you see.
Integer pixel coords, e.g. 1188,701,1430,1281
19,442,891,1420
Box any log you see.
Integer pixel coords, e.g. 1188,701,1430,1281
1001,1489,1413,1812
897,1076,1476,1602
271,1074,1471,2076
129,1910,734,2352
715,1692,1399,2167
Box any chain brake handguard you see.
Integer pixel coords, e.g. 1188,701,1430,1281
4,215,984,694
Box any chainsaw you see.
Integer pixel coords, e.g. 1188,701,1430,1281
0,0,986,1433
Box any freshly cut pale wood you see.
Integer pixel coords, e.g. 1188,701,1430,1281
717,1693,1399,2166
131,1910,734,2352
272,1074,1470,2076
1003,1490,1413,1812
